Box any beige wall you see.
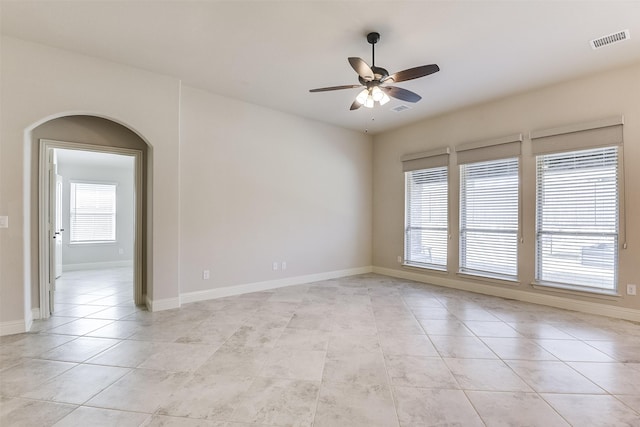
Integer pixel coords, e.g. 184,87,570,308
57,156,135,267
0,36,181,330
373,62,640,313
2,33,638,333
179,85,372,293
0,36,373,332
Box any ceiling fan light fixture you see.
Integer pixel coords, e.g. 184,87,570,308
379,93,391,105
364,94,375,108
371,86,384,102
356,88,369,105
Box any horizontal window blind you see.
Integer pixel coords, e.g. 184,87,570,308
536,147,618,291
70,182,117,243
405,166,448,270
460,157,519,280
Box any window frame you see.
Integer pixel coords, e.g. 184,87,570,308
458,156,520,282
69,180,118,245
404,165,449,271
534,146,620,294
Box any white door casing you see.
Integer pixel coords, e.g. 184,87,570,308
47,149,58,313
39,139,144,319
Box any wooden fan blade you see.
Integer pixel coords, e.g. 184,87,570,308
381,86,422,103
348,57,374,81
309,84,362,92
384,64,439,83
350,99,362,110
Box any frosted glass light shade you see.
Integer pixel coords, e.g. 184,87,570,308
356,89,369,105
371,86,384,101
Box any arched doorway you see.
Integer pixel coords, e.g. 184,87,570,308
29,115,149,321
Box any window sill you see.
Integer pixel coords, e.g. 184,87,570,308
402,263,448,274
531,281,621,300
456,271,520,286
69,241,117,246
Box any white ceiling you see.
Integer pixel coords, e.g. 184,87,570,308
2,1,640,134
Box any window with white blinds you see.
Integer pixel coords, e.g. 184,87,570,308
460,157,519,280
536,147,618,291
405,167,448,270
70,182,117,243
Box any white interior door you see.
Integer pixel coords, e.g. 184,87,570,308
55,174,63,278
48,149,59,314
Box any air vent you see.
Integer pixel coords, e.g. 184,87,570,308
590,29,630,49
391,104,411,113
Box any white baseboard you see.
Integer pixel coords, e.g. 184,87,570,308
145,294,180,312
373,266,640,322
0,319,28,336
63,260,133,272
180,266,374,305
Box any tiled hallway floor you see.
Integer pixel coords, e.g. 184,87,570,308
1,269,640,426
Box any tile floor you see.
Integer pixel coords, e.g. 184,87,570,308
1,268,640,426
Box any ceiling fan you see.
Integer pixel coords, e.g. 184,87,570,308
309,32,440,110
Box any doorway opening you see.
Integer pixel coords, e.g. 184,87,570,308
39,143,143,322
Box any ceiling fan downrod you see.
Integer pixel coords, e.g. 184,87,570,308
367,32,380,67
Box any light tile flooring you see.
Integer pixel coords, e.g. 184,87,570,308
1,269,640,426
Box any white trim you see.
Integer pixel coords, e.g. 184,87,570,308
31,308,41,320
531,282,621,300
373,266,640,322
180,266,373,305
25,308,33,333
38,139,145,321
0,319,28,336
145,294,180,312
63,260,133,272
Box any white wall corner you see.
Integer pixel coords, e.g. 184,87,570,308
180,266,374,305
145,294,181,312
373,266,640,323
31,308,41,321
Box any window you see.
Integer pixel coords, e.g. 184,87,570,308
536,147,618,291
70,182,117,243
460,157,519,280
531,116,623,293
405,166,448,270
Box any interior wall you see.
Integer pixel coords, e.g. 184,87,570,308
57,156,135,269
373,62,640,312
178,85,373,294
0,36,180,330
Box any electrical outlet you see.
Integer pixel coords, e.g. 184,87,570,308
627,284,637,296
272,262,279,271
282,261,287,270
397,255,402,264
203,270,210,280
118,248,124,255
